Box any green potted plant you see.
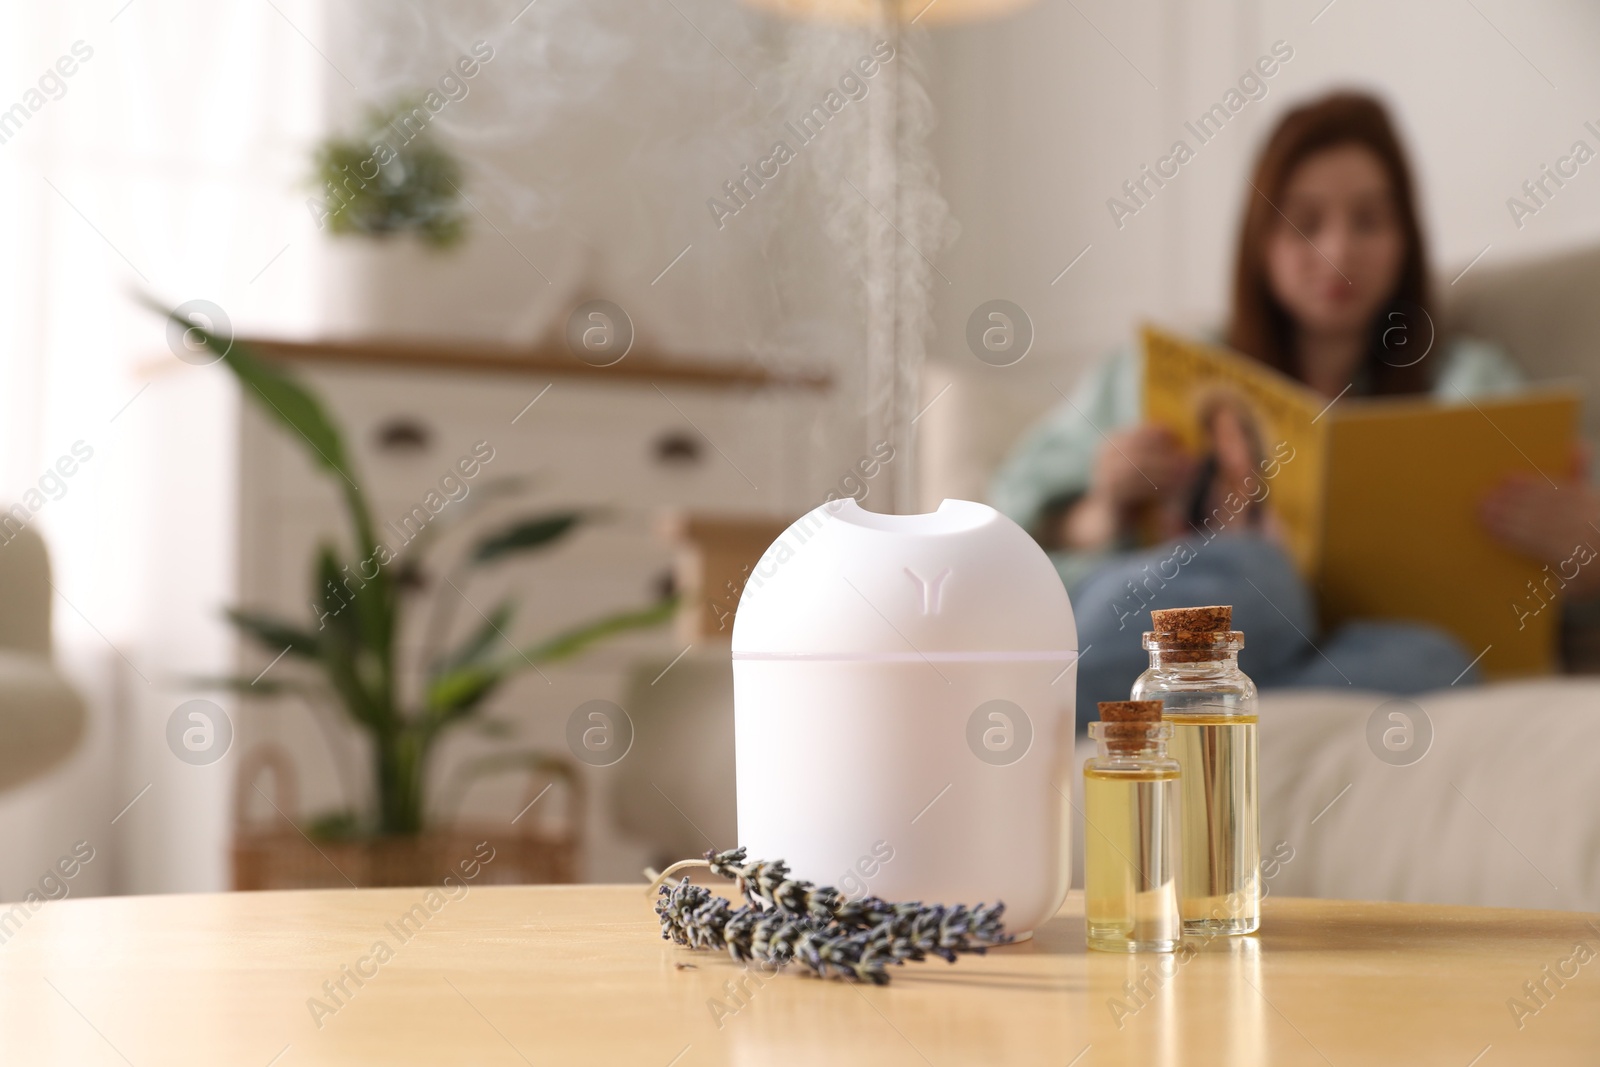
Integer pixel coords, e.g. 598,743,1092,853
308,95,573,341
310,97,467,248
155,305,673,885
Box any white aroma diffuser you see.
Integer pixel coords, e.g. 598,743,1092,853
731,497,1077,934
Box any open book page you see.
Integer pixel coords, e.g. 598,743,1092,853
1320,388,1580,676
1141,324,1580,677
1141,325,1328,574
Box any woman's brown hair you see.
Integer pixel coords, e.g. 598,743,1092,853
1226,91,1433,395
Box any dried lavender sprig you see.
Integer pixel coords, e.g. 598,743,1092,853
656,878,735,951
656,878,895,983
862,901,1013,964
729,906,897,985
834,895,1013,953
704,847,1013,949
656,851,1015,984
704,847,839,921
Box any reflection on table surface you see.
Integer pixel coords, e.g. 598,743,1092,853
3,886,1594,1066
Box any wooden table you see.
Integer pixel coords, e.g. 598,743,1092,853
2,885,1596,1065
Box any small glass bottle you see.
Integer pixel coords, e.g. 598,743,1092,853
1083,700,1182,953
1133,604,1259,936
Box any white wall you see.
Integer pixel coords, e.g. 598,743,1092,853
924,0,1600,395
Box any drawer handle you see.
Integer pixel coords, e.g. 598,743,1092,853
374,417,433,455
652,431,702,466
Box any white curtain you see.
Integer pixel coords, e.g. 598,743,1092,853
0,0,325,894
1,0,323,633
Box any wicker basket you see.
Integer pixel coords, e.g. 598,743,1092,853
231,745,583,890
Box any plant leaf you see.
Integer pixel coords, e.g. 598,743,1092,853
313,546,383,727
147,299,352,483
139,296,385,565
432,600,515,675
423,662,504,720
305,810,365,841
225,609,321,657
316,96,467,249
187,675,311,698
510,596,677,667
387,475,534,568
471,512,586,565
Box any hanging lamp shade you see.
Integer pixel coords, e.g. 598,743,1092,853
741,0,1032,25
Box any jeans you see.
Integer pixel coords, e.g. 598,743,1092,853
1067,534,1478,733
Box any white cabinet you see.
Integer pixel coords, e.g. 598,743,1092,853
149,350,842,885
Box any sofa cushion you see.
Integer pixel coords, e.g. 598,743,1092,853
1444,243,1600,447
1068,679,1598,911
1256,680,1596,910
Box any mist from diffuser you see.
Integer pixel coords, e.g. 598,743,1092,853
736,0,1033,511
730,498,1077,934
741,0,1034,25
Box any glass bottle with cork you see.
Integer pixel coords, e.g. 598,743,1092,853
1133,605,1259,936
1083,699,1182,953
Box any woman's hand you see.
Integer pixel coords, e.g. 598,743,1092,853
1480,473,1600,598
1053,425,1194,551
1092,424,1195,509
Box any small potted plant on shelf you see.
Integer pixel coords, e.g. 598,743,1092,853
156,305,673,888
307,96,574,340
311,96,467,249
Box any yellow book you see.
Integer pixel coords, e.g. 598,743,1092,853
1140,324,1581,677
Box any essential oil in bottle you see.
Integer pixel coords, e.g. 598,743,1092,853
1134,605,1259,936
1083,700,1182,953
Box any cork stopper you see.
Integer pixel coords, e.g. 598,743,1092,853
1096,700,1163,754
1149,605,1231,633
1098,700,1164,723
1146,604,1242,661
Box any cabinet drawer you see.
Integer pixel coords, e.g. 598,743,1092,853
244,366,824,516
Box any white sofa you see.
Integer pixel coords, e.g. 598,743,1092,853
1254,682,1597,910
1062,683,1598,912
933,243,1600,912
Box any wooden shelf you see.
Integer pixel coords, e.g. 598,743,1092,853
237,336,833,391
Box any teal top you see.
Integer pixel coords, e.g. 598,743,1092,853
989,336,1526,591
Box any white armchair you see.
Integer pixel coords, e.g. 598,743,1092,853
0,525,86,793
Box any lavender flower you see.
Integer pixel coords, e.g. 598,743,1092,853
654,848,1013,984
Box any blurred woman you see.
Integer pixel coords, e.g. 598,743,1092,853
992,91,1526,727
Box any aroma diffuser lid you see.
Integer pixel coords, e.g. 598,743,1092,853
731,498,1076,657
